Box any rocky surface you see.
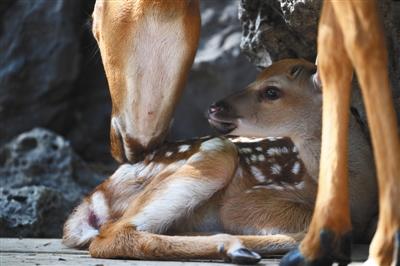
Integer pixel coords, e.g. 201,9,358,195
0,0,82,155
0,128,104,237
239,0,321,68
0,186,64,237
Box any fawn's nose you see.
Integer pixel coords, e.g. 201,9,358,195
209,101,229,114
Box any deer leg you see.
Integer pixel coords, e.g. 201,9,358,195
330,2,400,266
92,0,200,162
281,2,354,265
90,222,265,264
89,223,304,263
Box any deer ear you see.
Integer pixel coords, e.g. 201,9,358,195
288,64,304,78
311,69,322,93
311,56,322,93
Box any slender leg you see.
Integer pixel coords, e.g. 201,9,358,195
281,2,354,265
90,222,305,263
331,2,400,265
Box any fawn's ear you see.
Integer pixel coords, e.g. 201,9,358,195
311,68,322,93
288,64,304,79
311,56,322,93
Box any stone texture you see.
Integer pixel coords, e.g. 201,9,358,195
0,186,64,237
0,0,113,164
0,0,81,149
0,128,104,237
239,0,321,69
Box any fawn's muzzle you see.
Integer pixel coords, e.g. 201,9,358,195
207,101,237,134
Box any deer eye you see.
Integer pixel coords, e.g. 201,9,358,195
260,86,282,101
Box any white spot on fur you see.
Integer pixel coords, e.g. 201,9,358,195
240,147,252,153
230,137,266,143
200,138,227,152
292,146,298,153
178,144,190,153
267,147,290,156
267,147,282,156
250,154,258,162
250,166,265,182
258,154,265,161
281,147,289,154
131,178,223,233
91,191,110,225
165,151,173,157
255,147,263,152
292,161,301,174
271,164,282,175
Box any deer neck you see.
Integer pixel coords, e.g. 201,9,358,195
290,114,370,181
291,130,322,181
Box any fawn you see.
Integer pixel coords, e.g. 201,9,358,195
63,59,377,263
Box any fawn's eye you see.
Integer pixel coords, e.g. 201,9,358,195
260,86,282,101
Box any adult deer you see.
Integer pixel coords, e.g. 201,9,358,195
65,0,399,265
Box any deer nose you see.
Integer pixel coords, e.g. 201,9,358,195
209,101,228,114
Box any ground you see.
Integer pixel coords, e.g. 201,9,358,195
0,238,368,265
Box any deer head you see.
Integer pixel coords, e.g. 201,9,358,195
208,59,322,142
92,0,200,163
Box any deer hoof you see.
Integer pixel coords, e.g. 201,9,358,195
280,229,352,266
227,248,261,265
